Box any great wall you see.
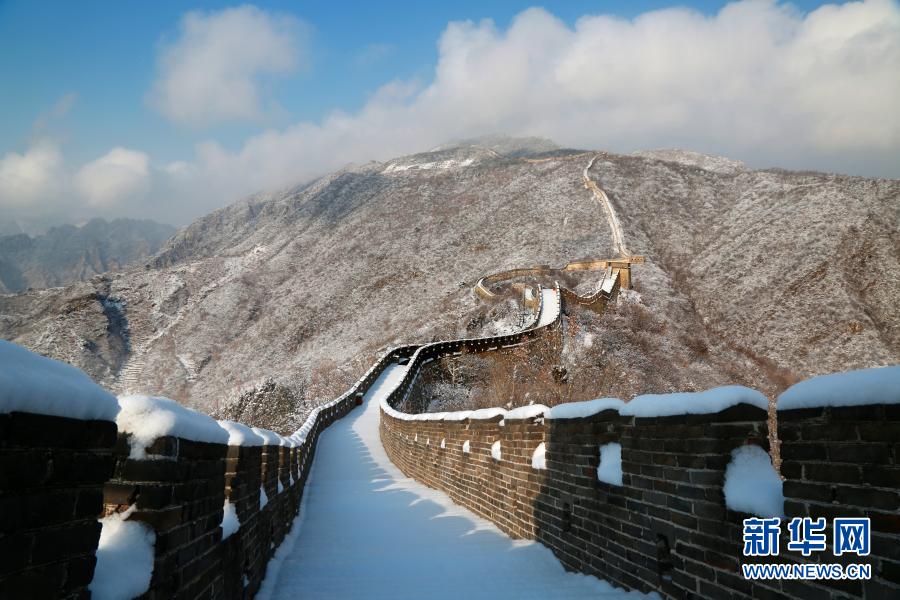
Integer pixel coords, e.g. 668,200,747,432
0,158,897,599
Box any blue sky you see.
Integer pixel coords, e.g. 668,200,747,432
0,0,842,164
1,0,897,226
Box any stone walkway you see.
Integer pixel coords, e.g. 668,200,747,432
258,364,650,599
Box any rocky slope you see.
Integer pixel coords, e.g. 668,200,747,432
593,151,899,389
0,139,896,428
0,218,176,293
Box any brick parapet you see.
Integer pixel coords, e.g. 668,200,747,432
778,404,900,599
0,365,367,600
0,412,117,599
381,401,899,599
223,445,264,597
104,434,228,599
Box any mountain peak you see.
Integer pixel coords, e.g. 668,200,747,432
431,134,564,158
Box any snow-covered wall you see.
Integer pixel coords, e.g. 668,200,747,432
2,290,897,600
381,368,900,599
778,365,900,410
0,335,407,599
381,397,770,597
89,386,363,599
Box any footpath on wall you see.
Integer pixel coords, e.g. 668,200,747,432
258,362,639,599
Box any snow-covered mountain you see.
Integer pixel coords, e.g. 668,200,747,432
1,138,896,431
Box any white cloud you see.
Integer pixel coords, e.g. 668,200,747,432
172,0,898,218
0,140,63,208
150,5,306,125
4,1,899,226
76,148,150,207
163,161,194,177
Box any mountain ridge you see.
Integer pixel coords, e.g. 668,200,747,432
1,140,896,431
0,217,176,293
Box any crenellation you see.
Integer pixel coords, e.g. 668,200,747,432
382,398,899,599
3,346,896,600
3,390,360,598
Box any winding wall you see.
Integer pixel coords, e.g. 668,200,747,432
0,158,688,598
2,191,627,596
380,390,900,599
5,156,895,599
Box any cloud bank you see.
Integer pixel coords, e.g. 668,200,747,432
0,140,63,207
149,5,306,125
75,148,150,207
2,0,898,226
180,0,899,215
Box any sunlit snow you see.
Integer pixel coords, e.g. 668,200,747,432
257,364,651,599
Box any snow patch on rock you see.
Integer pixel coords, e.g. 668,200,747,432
382,157,475,174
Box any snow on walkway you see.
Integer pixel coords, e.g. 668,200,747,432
537,288,561,327
259,363,649,599
583,155,629,257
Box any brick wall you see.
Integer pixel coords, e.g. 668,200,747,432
0,342,418,599
381,402,899,599
105,434,228,598
104,394,359,599
0,412,117,598
779,404,900,598
222,444,263,598
477,264,621,311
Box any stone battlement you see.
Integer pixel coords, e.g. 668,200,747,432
380,399,899,599
0,398,356,599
